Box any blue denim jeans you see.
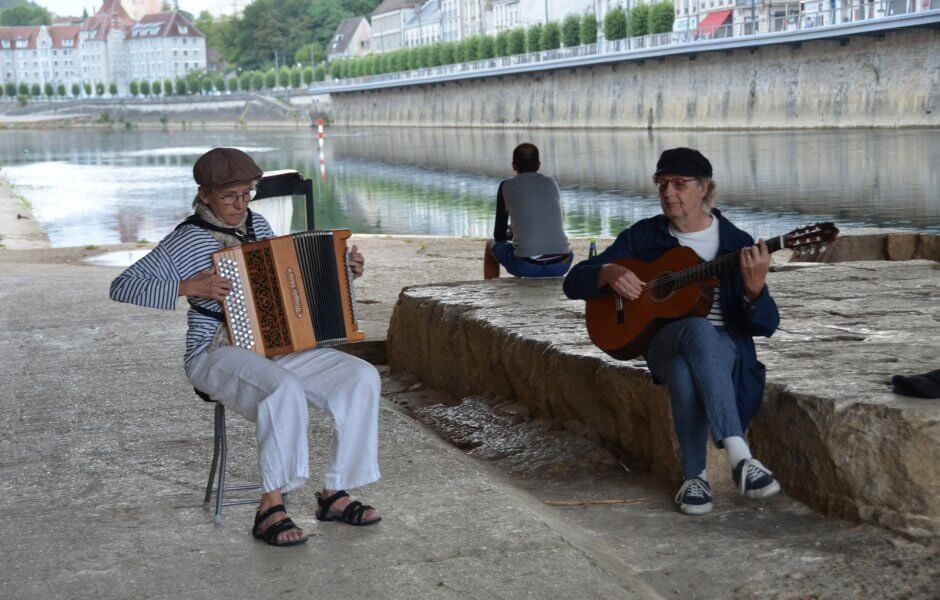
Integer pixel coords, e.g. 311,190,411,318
645,318,743,479
491,241,573,278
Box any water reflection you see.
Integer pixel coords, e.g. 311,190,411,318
0,127,936,248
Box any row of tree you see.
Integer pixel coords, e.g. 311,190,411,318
1,80,116,99
330,5,674,80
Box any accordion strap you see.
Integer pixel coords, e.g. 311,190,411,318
188,301,225,322
177,208,258,243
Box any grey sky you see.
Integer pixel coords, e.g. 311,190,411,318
38,1,245,18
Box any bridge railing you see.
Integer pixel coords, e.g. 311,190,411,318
313,3,938,91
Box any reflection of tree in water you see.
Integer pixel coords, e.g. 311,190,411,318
114,206,141,244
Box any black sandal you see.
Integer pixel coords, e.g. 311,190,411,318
252,504,308,547
315,490,382,526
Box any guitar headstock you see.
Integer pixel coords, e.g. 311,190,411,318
784,222,839,258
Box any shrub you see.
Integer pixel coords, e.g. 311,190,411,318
6,82,16,97
508,28,527,54
479,35,495,59
129,80,139,96
277,66,290,87
57,83,66,97
228,75,239,91
541,22,561,50
439,42,455,65
604,7,628,41
152,80,162,95
526,23,544,52
43,82,54,97
627,4,650,37
264,69,276,88
163,78,173,95
251,71,264,89
301,66,313,84
581,13,598,44
175,77,186,95
289,66,302,87
140,80,150,95
18,82,29,95
30,83,41,96
70,82,80,97
562,14,581,47
648,2,675,34
313,64,325,81
494,31,509,57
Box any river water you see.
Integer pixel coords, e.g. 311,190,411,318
0,127,936,248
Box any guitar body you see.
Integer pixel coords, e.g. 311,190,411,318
585,246,718,360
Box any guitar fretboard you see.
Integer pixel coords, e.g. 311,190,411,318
649,236,784,292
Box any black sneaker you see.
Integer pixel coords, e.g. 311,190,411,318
674,477,713,515
732,458,781,499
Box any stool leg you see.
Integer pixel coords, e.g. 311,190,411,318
215,404,226,525
204,404,222,506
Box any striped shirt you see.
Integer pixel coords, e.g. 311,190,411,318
668,218,725,328
109,213,275,372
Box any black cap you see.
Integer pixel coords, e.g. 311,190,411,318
193,148,263,188
654,147,713,179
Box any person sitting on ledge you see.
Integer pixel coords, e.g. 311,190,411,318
563,147,782,515
484,142,573,279
110,148,382,546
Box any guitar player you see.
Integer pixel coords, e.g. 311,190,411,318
563,147,782,515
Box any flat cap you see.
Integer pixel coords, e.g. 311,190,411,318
193,147,263,188
654,147,713,179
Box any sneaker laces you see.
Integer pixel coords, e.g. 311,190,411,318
738,459,772,495
675,478,709,504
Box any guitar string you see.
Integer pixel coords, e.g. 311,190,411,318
640,237,785,292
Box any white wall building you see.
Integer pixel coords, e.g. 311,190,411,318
0,0,205,94
371,0,421,52
403,0,443,47
327,17,373,61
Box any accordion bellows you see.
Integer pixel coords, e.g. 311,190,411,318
212,230,365,357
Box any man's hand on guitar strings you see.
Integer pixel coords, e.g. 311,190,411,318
600,263,646,301
349,245,365,279
180,268,232,302
740,240,771,301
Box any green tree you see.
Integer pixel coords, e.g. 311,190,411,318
95,81,105,96
627,4,650,37
187,71,201,94
43,82,53,97
70,82,80,97
228,75,240,91
439,42,455,65
108,82,117,96
478,35,495,59
239,71,251,91
18,82,28,96
30,83,40,97
140,80,151,96
251,71,264,89
56,83,66,97
416,46,431,68
427,44,442,67
604,7,628,41
581,13,598,44
301,66,313,84
0,4,50,26
541,22,561,50
175,77,187,95
201,77,213,93
277,65,290,87
264,69,276,88
290,66,302,87
162,79,172,95
152,80,162,95
494,31,509,57
648,2,675,34
213,74,224,92
562,14,581,47
129,80,139,96
83,82,92,96
294,42,324,65
508,28,526,55
526,23,544,52
313,64,325,81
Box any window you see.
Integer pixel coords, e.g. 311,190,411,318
178,25,189,34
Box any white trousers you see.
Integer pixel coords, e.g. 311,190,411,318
187,346,381,494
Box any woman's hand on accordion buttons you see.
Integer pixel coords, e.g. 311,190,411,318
349,245,365,279
180,268,231,302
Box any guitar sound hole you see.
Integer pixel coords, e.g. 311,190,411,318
648,271,676,303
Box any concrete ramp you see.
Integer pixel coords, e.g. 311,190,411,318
387,260,940,539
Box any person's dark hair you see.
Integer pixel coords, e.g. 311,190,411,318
512,143,540,173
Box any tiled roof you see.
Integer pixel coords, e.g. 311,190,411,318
372,0,420,16
0,26,40,49
49,26,82,48
130,11,204,38
328,17,367,55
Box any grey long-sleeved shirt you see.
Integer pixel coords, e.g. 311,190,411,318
493,172,569,258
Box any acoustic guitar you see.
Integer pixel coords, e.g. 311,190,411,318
584,222,839,360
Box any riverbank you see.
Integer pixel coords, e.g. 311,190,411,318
0,176,48,249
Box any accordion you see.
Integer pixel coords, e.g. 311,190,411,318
211,230,365,357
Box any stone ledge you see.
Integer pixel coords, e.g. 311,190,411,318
387,260,940,539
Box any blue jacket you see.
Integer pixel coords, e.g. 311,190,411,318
563,209,779,429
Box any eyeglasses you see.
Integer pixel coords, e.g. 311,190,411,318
212,188,256,206
653,176,698,193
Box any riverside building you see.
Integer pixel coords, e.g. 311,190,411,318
0,0,205,95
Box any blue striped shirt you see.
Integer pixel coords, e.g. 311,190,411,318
109,213,275,372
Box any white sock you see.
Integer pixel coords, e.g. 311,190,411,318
723,436,752,469
696,469,708,482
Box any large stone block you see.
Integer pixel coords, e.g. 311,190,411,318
388,261,940,538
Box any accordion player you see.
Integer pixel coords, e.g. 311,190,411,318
211,229,365,357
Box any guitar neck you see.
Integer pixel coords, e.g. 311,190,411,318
675,235,784,286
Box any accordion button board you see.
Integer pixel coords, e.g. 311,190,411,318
211,230,365,357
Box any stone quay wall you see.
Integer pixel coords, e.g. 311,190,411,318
386,259,940,539
327,27,940,129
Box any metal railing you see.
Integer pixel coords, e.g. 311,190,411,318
312,3,938,91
